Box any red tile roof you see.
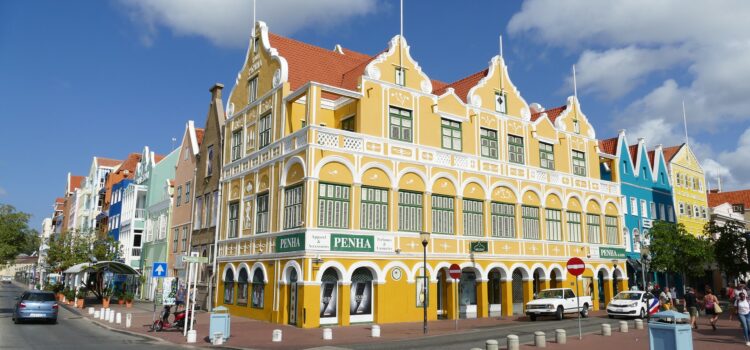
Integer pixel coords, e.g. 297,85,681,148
269,33,373,91
598,137,618,155
628,144,639,165
662,144,683,162
55,197,65,204
97,157,122,167
116,153,141,177
708,189,750,208
434,69,487,102
647,150,656,168
69,175,84,193
195,128,205,146
154,154,166,163
531,105,567,123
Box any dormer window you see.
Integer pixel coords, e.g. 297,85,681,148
573,119,580,134
395,67,405,86
495,92,507,114
253,36,260,54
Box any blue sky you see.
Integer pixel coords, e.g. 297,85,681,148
1,0,749,230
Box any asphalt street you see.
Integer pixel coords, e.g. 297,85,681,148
349,312,639,350
0,283,181,350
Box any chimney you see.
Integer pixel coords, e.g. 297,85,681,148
210,83,224,100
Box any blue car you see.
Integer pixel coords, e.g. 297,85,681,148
12,290,58,324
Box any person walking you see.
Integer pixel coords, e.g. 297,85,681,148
704,288,720,330
685,287,699,329
735,292,750,346
659,287,671,311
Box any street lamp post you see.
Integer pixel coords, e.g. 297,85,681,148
420,231,430,334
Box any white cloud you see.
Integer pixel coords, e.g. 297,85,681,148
508,0,750,131
118,0,378,47
706,128,750,190
569,46,688,100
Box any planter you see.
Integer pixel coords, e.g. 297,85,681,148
102,297,110,308
125,301,133,308
118,299,125,305
76,299,84,308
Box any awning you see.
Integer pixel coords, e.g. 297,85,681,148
63,262,91,274
86,261,140,275
626,257,642,272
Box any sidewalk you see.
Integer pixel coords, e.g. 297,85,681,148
62,299,750,350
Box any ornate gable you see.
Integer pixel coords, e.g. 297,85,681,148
466,56,530,120
554,96,595,139
363,36,433,94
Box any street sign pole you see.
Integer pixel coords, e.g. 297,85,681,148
448,263,461,331
566,257,586,341
455,279,458,330
576,277,581,340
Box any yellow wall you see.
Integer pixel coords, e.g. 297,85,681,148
669,144,709,236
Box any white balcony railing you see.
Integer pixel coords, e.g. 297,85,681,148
131,247,141,257
134,209,146,219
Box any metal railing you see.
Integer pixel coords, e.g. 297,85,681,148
131,247,141,257
135,209,146,219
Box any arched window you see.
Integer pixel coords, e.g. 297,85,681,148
237,268,249,306
223,268,235,305
251,269,265,309
633,229,641,251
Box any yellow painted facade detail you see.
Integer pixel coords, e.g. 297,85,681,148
215,22,627,328
667,144,709,235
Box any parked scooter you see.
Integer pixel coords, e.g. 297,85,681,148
151,305,194,331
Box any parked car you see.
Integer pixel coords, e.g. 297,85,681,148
607,291,654,319
525,288,592,321
12,290,58,324
1,276,11,284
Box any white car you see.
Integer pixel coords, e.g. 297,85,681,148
1,276,11,284
606,291,655,319
526,288,592,321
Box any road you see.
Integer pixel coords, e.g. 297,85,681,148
350,313,636,350
0,283,181,350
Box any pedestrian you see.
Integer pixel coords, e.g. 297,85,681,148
735,292,750,346
704,288,720,330
647,281,654,292
670,287,677,305
659,287,671,311
730,284,737,321
685,287,699,329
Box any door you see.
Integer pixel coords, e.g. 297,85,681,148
437,270,446,319
288,269,298,325
564,289,577,311
320,268,339,325
350,268,374,323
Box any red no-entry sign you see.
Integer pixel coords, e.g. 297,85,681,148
448,264,461,279
566,257,586,276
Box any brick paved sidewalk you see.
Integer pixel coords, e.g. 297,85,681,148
63,300,750,350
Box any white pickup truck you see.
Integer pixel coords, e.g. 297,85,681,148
525,288,592,321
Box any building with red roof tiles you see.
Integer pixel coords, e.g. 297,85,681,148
708,189,750,230
215,21,627,326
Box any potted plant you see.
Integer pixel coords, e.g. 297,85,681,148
115,290,125,305
65,289,75,305
101,287,112,308
76,288,87,308
124,291,134,308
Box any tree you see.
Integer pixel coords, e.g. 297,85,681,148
0,204,38,267
648,221,714,278
707,220,750,281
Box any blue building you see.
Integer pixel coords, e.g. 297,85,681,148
108,178,132,241
600,130,675,290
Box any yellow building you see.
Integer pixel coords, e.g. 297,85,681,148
663,144,709,235
215,22,627,328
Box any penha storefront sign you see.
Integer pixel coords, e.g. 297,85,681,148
275,232,394,253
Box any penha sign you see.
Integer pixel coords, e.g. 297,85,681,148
331,234,375,252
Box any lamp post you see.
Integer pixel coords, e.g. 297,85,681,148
420,231,430,334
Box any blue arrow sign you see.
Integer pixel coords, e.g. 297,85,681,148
151,262,167,278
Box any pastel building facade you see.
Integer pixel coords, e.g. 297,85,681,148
663,144,709,236
599,131,675,289
169,121,204,280
214,22,625,328
139,148,178,299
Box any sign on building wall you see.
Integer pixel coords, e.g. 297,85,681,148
596,247,627,259
331,234,374,252
276,233,305,253
470,241,488,253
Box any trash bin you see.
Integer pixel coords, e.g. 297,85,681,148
648,310,693,350
209,306,231,340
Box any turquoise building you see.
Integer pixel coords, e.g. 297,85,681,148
600,130,675,291
137,146,179,300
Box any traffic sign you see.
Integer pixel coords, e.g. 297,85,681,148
152,262,168,278
448,264,461,279
566,257,585,276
